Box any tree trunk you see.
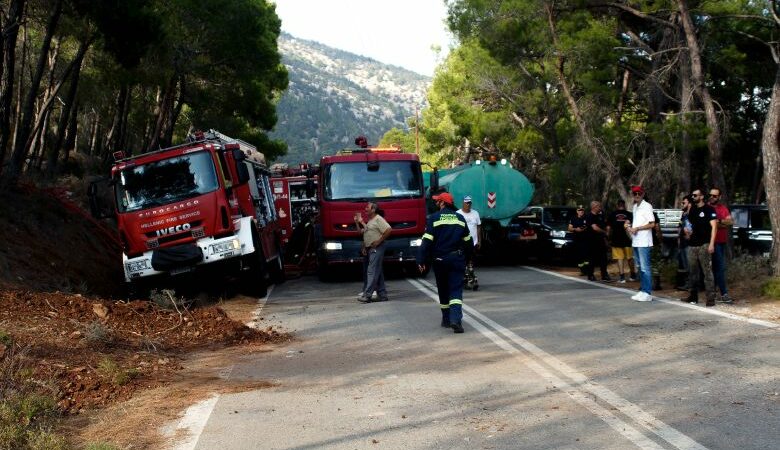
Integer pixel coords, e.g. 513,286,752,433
4,0,62,186
544,2,630,202
62,99,78,165
0,0,25,180
105,82,131,156
47,41,86,177
88,112,99,156
760,67,780,275
147,76,177,152
678,31,693,197
676,0,727,200
161,76,185,147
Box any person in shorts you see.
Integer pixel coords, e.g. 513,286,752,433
606,199,637,283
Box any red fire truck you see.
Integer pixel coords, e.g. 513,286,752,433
102,130,284,297
270,163,319,275
316,145,426,277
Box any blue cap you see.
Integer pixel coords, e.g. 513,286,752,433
463,196,472,203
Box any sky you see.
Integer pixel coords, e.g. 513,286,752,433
272,0,454,76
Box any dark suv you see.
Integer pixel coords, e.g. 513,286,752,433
731,204,772,256
507,206,579,262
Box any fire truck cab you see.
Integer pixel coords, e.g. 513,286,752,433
316,146,426,277
106,130,283,296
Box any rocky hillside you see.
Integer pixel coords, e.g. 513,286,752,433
270,33,431,164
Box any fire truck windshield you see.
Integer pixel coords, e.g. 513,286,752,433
115,151,219,213
324,161,422,201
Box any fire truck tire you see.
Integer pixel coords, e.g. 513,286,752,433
316,257,332,282
242,230,268,298
123,280,147,300
269,254,285,285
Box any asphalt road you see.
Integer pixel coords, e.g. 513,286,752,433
181,266,779,450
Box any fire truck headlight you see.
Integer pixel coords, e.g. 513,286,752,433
410,238,422,247
324,242,342,251
210,239,240,255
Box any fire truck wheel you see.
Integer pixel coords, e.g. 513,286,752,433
241,231,268,298
123,281,147,300
269,254,285,285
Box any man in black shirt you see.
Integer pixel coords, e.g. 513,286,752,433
568,206,588,274
683,188,718,306
584,201,612,282
606,199,637,283
585,200,612,282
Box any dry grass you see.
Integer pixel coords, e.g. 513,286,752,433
62,345,277,450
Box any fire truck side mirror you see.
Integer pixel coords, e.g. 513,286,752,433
232,149,246,162
230,149,250,184
87,178,115,219
235,162,250,185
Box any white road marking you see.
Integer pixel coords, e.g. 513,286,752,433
246,284,274,328
164,395,220,450
522,266,779,329
165,286,275,449
409,277,708,450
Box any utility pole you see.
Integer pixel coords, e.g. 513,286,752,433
415,106,419,155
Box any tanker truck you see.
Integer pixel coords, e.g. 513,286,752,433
425,156,535,256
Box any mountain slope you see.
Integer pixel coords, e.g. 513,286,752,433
270,33,430,164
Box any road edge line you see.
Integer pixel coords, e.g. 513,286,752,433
166,285,276,449
522,266,778,329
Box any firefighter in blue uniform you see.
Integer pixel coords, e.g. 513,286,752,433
417,192,473,334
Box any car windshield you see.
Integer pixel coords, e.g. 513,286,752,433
750,209,770,230
544,208,577,229
115,151,219,213
323,161,423,201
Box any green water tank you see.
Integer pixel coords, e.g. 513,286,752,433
428,161,535,226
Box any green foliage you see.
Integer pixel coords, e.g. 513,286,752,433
0,345,66,450
0,331,12,347
96,358,138,386
761,278,780,301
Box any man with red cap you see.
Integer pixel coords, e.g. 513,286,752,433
626,185,655,302
417,191,473,333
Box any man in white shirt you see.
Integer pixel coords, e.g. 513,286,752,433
457,195,481,290
626,186,655,302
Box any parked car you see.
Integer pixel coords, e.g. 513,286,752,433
507,205,579,263
731,204,772,256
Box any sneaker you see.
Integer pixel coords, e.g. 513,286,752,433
377,296,389,302
634,292,653,302
618,275,626,284
357,296,372,303
628,275,637,282
601,276,613,283
441,318,451,328
717,294,734,304
451,323,464,333
630,292,643,301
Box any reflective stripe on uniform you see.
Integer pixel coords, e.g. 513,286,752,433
448,299,463,306
462,235,472,242
422,233,434,241
440,304,450,309
433,215,466,228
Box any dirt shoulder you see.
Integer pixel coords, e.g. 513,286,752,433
0,184,296,449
